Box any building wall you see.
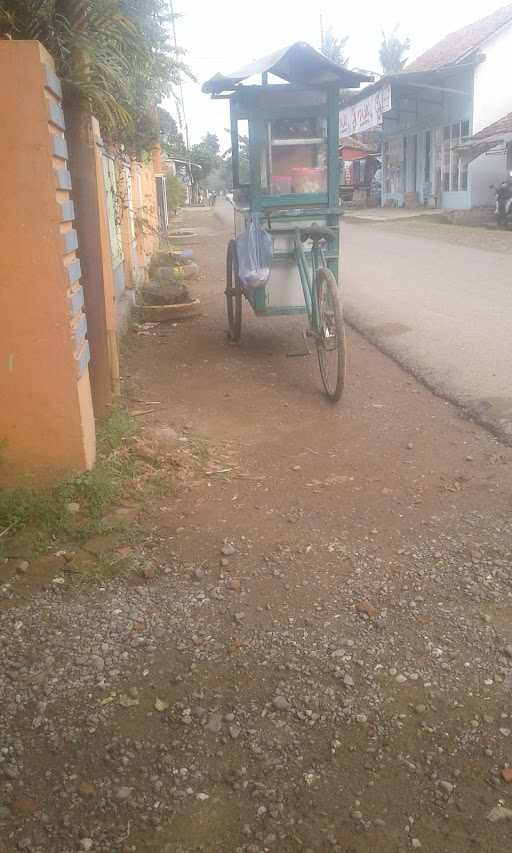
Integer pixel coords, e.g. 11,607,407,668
0,41,95,481
470,26,512,206
382,70,473,209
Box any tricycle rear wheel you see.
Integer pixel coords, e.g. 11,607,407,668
226,239,242,342
315,267,345,402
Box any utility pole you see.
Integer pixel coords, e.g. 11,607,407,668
169,0,190,153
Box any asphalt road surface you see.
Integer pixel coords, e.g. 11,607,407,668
215,199,512,441
342,223,512,441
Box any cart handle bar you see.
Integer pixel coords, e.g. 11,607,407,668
299,224,336,244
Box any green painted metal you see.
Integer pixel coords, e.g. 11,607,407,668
254,305,307,317
327,86,340,208
258,193,329,209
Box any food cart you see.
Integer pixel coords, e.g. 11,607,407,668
203,43,370,400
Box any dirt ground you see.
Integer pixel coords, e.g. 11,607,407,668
2,208,512,853
371,216,512,255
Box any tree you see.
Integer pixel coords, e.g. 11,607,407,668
321,27,349,67
0,0,191,155
189,133,221,184
165,173,186,213
158,107,187,159
379,25,410,74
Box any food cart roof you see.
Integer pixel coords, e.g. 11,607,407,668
202,42,372,95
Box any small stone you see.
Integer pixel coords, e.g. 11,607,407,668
91,655,104,672
343,674,354,688
14,560,29,575
229,724,241,739
78,782,96,798
395,674,407,684
227,578,241,592
221,543,236,556
292,465,301,471
66,502,81,514
351,810,363,820
155,698,169,712
272,695,290,712
501,767,512,783
487,805,512,822
11,798,38,816
406,442,413,450
411,839,421,849
141,566,155,580
499,727,511,737
206,712,223,734
80,840,93,852
196,793,209,801
355,714,367,724
415,704,427,714
116,786,133,800
356,602,377,619
220,557,229,567
504,645,512,659
439,780,454,795
233,611,245,623
119,694,139,708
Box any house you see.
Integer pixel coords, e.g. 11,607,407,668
339,136,380,205
342,3,512,210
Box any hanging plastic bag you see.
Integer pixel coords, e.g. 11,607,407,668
236,221,273,287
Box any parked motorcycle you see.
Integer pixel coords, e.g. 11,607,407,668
494,173,512,228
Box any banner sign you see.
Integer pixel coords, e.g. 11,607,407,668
340,84,392,135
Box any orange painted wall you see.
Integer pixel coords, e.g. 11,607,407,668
0,41,95,481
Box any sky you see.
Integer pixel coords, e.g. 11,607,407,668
162,0,509,151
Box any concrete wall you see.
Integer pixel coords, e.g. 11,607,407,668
470,25,512,207
382,70,473,209
0,42,95,481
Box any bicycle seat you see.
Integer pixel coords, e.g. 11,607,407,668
299,223,336,244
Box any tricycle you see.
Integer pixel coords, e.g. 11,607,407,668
203,42,370,401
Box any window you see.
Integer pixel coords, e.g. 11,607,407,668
441,121,469,193
264,117,328,196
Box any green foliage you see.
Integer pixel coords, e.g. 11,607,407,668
189,133,221,184
379,25,410,74
158,106,187,159
321,27,349,67
165,173,187,212
0,0,192,155
0,408,135,542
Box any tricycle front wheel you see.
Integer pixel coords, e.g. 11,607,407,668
225,239,242,342
315,267,346,402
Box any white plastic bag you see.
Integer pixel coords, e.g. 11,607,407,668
236,222,273,287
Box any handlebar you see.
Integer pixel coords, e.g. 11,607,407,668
299,224,336,244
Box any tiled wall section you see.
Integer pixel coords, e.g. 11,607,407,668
44,64,90,378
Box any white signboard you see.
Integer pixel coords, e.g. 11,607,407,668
340,83,392,136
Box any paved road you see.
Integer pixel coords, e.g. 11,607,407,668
215,199,512,440
342,223,512,440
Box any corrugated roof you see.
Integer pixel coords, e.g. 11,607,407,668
472,111,512,139
202,42,371,94
339,136,379,154
406,3,512,72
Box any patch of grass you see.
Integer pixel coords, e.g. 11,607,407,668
0,407,136,549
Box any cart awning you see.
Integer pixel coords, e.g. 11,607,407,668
202,42,372,95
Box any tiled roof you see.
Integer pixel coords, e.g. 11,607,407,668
406,3,512,72
472,111,512,139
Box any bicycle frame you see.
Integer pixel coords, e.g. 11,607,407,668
293,231,328,336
